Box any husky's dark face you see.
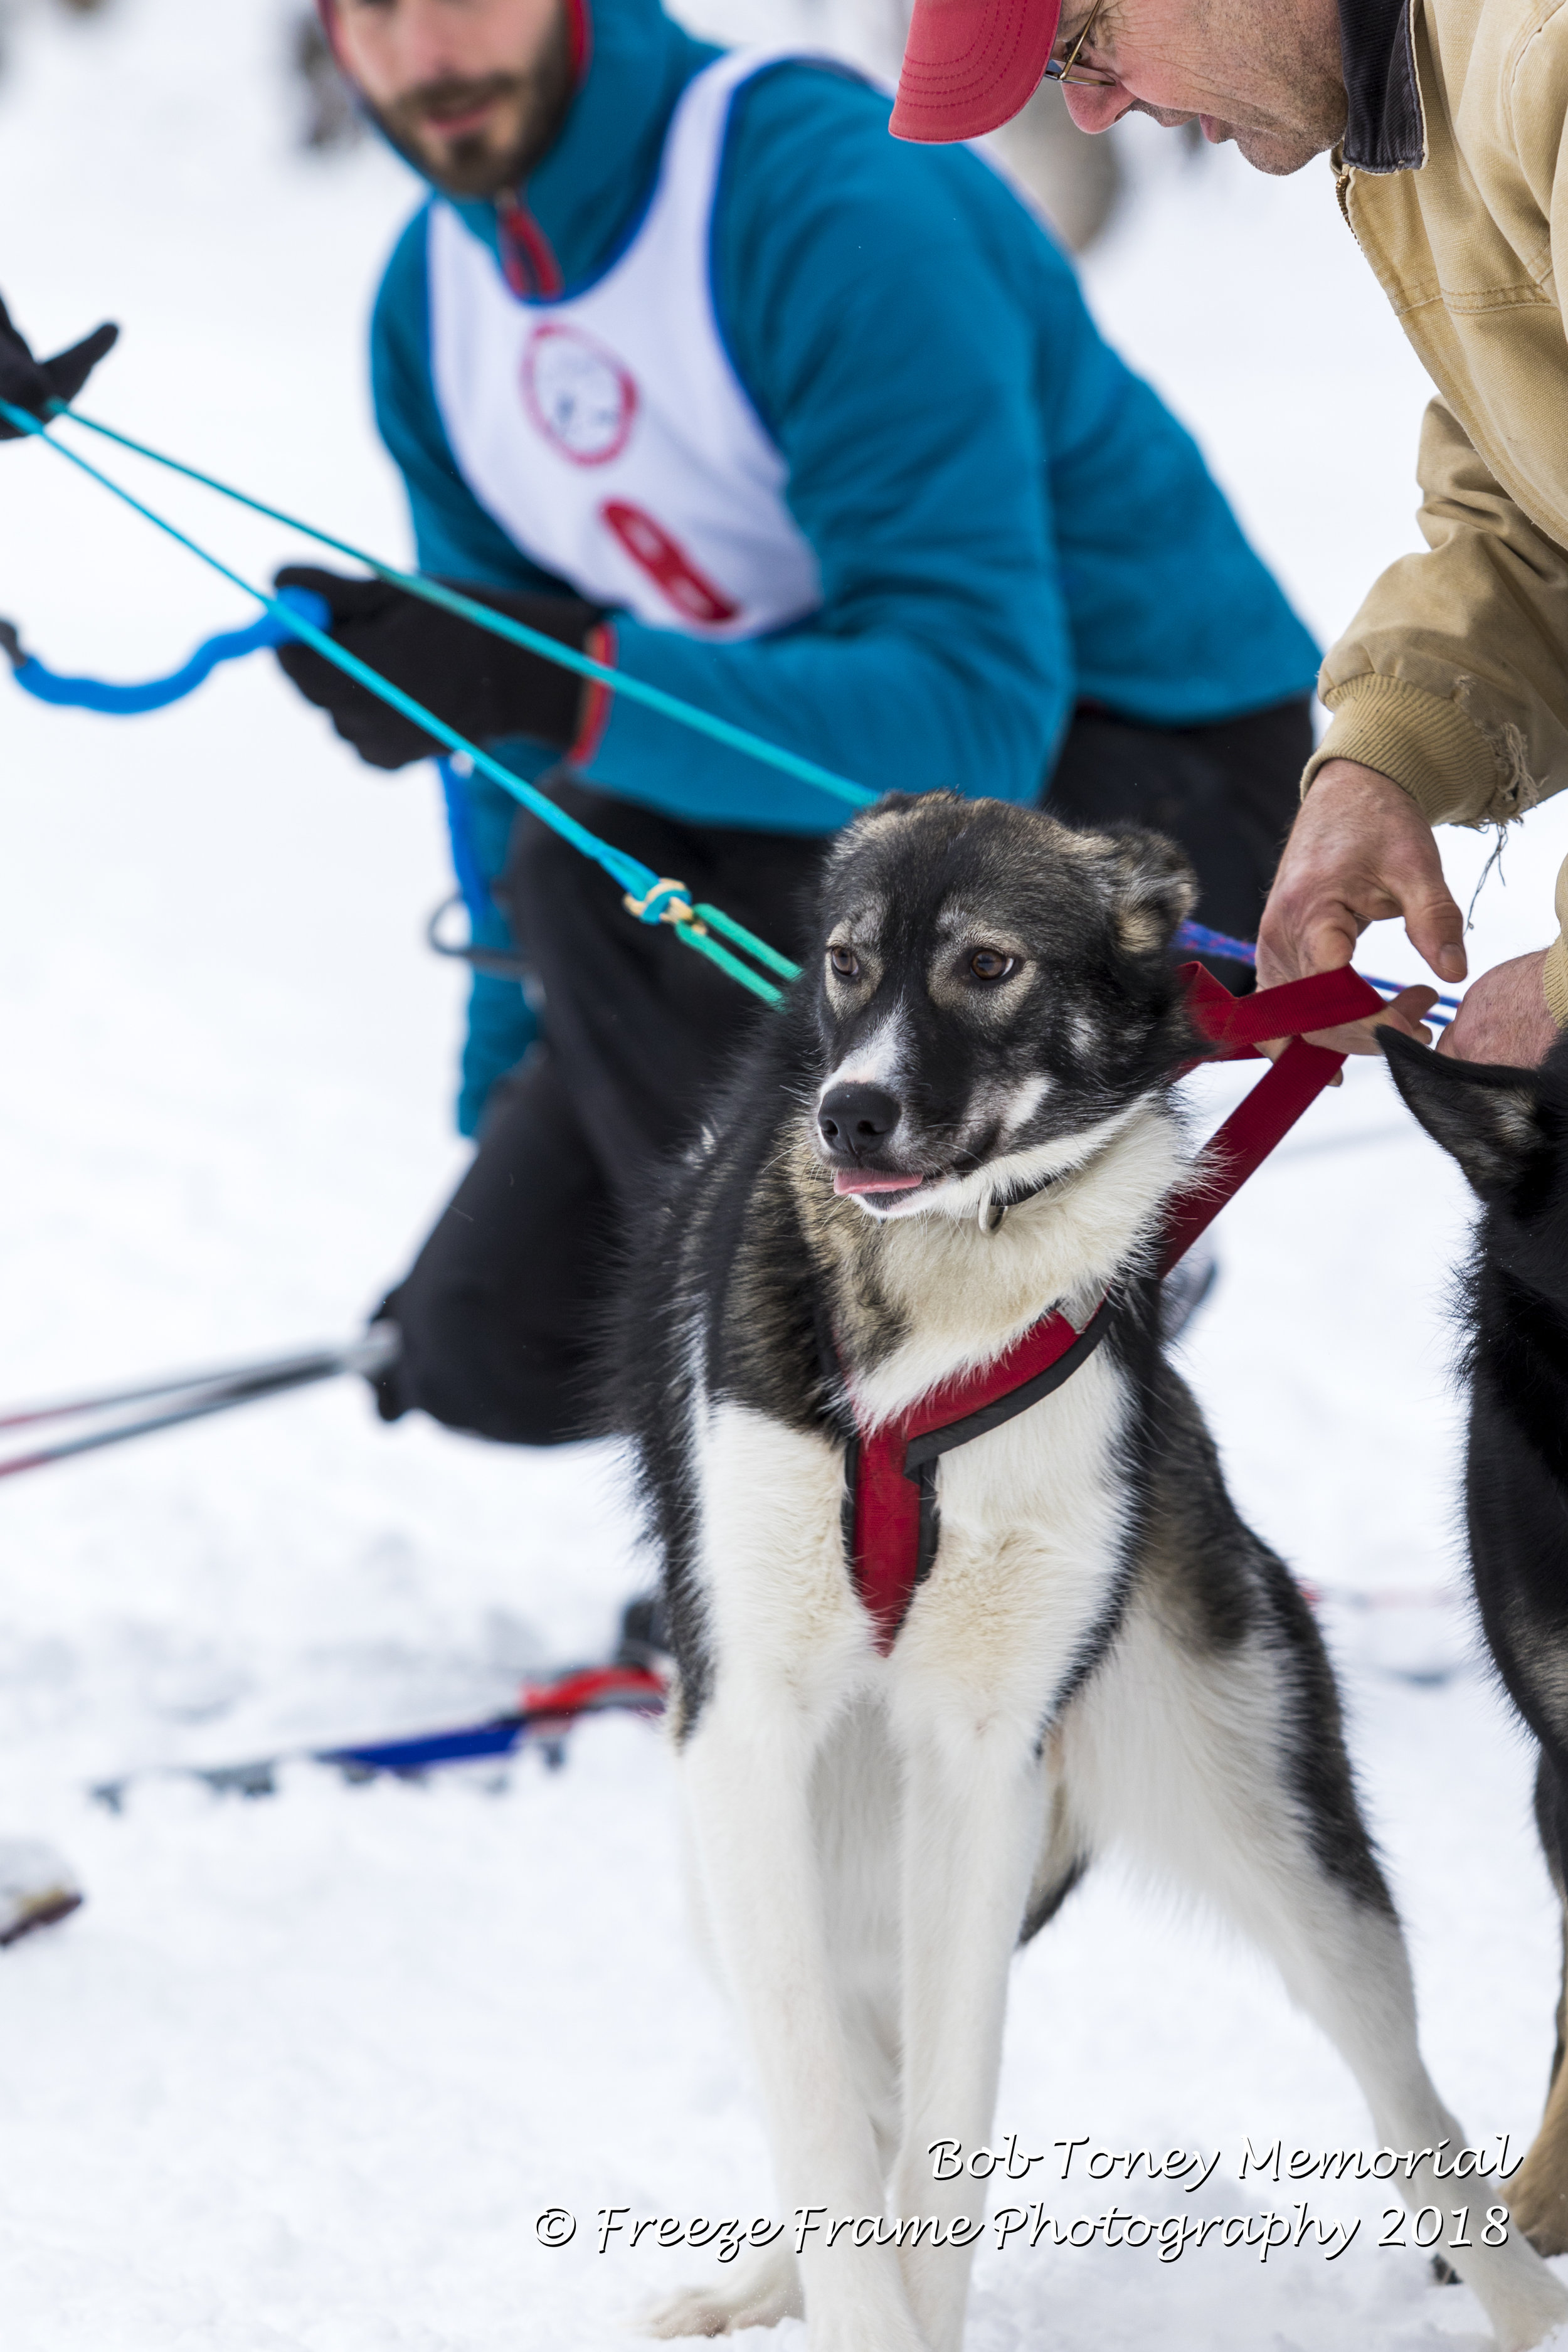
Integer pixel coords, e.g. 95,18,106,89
1382,1027,1568,1300
805,795,1199,1224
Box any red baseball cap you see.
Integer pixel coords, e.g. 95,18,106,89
889,0,1062,142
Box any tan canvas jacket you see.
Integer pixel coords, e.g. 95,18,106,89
1313,0,1568,1015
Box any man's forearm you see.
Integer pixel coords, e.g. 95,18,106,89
1311,400,1568,831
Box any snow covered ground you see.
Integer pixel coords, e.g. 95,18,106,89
4,3,1568,2346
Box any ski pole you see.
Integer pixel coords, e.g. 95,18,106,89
0,1329,398,1480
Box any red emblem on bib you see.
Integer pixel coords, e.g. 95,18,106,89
522,325,637,467
601,500,740,626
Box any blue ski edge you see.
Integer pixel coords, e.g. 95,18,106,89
320,1719,526,1774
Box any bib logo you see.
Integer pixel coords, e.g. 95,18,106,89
522,325,637,467
600,501,739,627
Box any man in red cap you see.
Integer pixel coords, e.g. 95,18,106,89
891,0,1568,1075
890,0,1345,172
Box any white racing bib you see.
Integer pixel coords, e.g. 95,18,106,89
428,48,824,641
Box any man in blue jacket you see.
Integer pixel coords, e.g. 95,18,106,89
277,0,1320,1447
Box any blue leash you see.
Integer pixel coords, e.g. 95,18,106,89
0,585,330,713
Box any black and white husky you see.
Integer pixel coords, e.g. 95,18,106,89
1385,1027,1568,2263
618,795,1568,2351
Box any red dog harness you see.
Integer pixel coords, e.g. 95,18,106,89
843,963,1386,1653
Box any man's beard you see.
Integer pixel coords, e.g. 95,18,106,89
368,16,575,198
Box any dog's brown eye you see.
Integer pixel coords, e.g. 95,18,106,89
970,949,1015,982
829,946,861,980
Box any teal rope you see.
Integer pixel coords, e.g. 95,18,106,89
674,926,786,1002
48,404,879,817
3,395,796,1003
1,395,665,906
694,901,803,982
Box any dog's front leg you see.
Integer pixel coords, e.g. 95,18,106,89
887,1715,1046,2352
682,1692,932,2352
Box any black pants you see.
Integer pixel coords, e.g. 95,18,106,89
373,696,1310,1444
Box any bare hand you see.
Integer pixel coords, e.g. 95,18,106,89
1256,758,1463,1054
1438,949,1559,1066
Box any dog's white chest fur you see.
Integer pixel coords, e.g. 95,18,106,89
694,1345,1130,1724
691,1111,1168,1723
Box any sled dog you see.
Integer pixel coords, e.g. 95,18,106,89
618,795,1568,2350
1386,1024,1568,2264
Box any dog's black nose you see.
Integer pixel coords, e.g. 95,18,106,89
818,1083,902,1157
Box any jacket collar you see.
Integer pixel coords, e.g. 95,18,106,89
441,0,718,298
1336,0,1426,172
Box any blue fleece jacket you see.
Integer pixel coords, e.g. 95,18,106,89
369,0,1318,1133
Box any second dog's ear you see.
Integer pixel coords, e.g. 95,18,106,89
1380,1027,1547,1200
1094,832,1199,958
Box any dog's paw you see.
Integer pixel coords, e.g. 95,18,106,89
639,2248,802,2339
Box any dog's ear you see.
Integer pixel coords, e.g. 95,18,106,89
1380,1027,1547,1199
1092,831,1199,959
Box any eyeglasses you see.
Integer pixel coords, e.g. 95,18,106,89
1042,0,1120,87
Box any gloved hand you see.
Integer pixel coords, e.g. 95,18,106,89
273,565,601,770
0,295,119,438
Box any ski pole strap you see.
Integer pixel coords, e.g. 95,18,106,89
0,586,330,714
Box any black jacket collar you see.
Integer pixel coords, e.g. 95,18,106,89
1337,0,1426,172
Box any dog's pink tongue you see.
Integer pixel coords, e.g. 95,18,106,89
833,1169,924,1194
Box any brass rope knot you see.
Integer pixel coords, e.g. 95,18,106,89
622,876,703,930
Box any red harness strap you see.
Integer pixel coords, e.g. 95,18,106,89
844,962,1386,1655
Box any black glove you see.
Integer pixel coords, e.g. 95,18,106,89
273,565,601,770
0,295,118,438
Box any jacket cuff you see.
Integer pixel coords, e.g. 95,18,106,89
1544,934,1568,1029
1302,674,1502,826
567,621,617,768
